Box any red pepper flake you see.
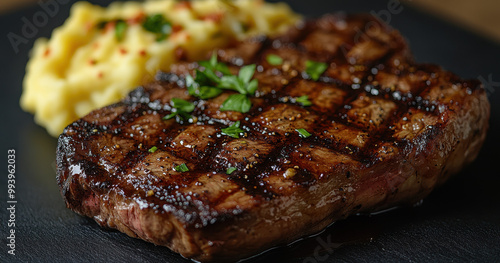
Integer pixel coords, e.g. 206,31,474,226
127,12,146,25
172,32,189,41
175,46,187,61
172,24,183,33
119,48,128,55
43,48,51,57
201,13,224,23
139,49,147,56
97,72,104,78
104,21,116,33
89,59,97,65
84,22,94,32
175,1,192,10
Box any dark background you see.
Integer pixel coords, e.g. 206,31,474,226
0,0,499,262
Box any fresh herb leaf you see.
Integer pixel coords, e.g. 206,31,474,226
174,163,189,172
296,128,312,138
171,98,195,112
209,51,218,67
221,121,245,138
177,111,192,121
295,95,312,106
219,75,245,94
195,86,223,99
96,20,127,41
163,98,195,121
266,54,283,66
186,53,258,113
185,74,196,90
226,167,237,174
142,14,172,41
148,146,158,153
189,70,218,88
163,113,177,120
238,64,256,84
186,73,222,99
199,52,232,75
305,60,328,81
215,63,231,75
220,94,252,113
163,112,178,120
219,64,258,96
200,68,221,84
115,20,127,41
246,79,258,94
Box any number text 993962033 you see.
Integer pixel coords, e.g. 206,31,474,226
7,149,16,256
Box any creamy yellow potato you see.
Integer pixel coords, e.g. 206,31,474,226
21,0,300,136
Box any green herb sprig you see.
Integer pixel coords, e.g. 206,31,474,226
185,52,228,99
199,52,231,75
295,95,312,106
148,146,158,153
163,98,195,121
296,128,312,138
185,52,258,113
174,163,189,172
115,20,127,41
226,167,237,174
266,54,283,66
142,14,172,41
221,121,245,138
305,60,328,81
96,19,127,42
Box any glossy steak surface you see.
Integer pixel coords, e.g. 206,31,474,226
56,14,490,262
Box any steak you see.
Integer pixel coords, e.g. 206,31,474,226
56,14,490,262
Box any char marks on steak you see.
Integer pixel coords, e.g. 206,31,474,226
56,14,490,262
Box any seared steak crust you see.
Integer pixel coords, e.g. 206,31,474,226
56,14,490,262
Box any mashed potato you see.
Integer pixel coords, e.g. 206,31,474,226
21,0,300,136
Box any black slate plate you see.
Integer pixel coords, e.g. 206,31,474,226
1,0,499,262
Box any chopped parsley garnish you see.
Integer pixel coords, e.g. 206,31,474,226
148,146,158,153
185,53,258,113
185,52,229,100
221,121,245,138
219,64,258,95
226,167,237,174
142,14,172,41
163,98,195,121
266,54,283,66
174,163,189,172
296,128,312,138
295,95,312,106
115,20,127,41
199,52,231,75
185,74,222,100
220,94,252,113
96,19,127,41
305,60,328,81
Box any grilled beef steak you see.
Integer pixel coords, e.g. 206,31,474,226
56,14,490,262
